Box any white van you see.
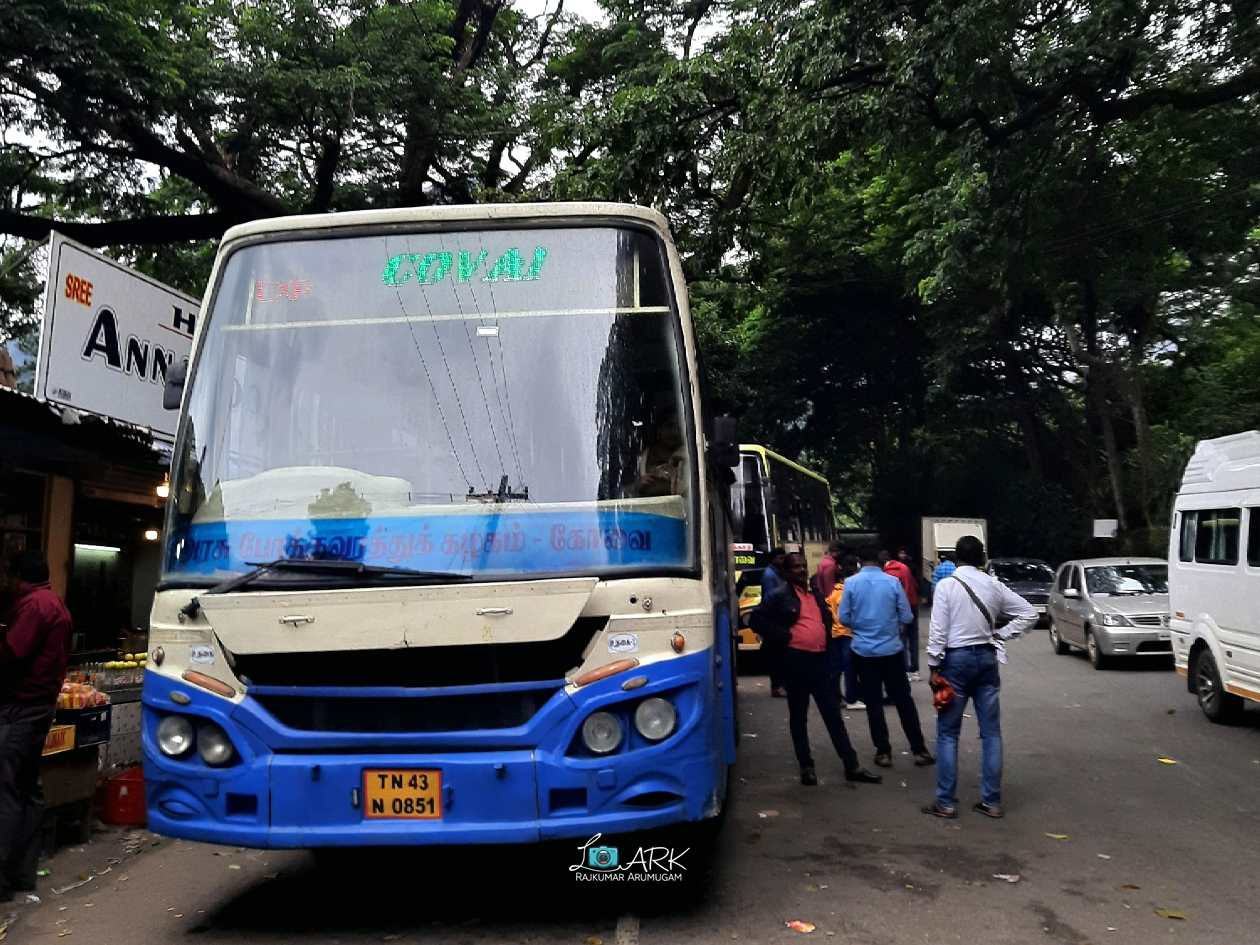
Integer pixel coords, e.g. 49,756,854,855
1169,431,1260,722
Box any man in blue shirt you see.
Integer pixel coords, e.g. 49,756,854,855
840,546,934,768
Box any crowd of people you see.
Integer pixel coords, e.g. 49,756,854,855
750,536,1038,818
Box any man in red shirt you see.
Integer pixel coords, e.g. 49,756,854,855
882,548,922,679
763,553,882,787
813,541,843,599
0,551,72,901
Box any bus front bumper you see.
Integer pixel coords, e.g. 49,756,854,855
141,651,724,848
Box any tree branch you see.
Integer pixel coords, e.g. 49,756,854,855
0,210,235,246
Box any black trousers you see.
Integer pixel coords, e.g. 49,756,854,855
782,648,859,773
852,651,927,756
0,703,55,892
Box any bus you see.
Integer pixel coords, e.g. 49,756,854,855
729,444,835,649
143,203,739,851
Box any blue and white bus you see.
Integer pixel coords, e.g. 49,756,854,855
143,203,738,850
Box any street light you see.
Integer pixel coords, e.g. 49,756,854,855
143,529,159,542
156,474,170,499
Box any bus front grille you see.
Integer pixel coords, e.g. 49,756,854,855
253,683,563,733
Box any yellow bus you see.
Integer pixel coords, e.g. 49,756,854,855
730,444,835,650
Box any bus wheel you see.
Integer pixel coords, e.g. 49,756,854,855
1194,649,1245,724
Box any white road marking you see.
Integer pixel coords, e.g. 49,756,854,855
615,912,640,945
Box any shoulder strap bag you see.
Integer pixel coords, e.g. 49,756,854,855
951,575,1008,664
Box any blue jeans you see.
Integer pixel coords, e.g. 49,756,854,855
935,645,1002,808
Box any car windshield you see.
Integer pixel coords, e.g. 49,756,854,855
1085,564,1168,596
993,561,1054,583
162,224,696,585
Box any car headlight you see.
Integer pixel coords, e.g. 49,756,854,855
157,715,195,757
1098,613,1132,627
634,697,677,742
197,722,236,766
581,711,623,754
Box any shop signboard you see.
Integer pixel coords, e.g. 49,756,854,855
36,232,199,439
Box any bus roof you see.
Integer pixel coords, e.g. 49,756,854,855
218,202,674,247
740,444,829,486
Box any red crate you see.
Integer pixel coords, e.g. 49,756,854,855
99,766,146,826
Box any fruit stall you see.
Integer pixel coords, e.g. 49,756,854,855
38,651,149,848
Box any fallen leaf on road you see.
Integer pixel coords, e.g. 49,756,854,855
1097,854,1112,860
899,780,907,788
757,810,779,818
785,921,816,933
1154,909,1186,920
992,874,1021,883
228,865,242,870
1157,757,1178,765
742,733,758,738
1119,884,1141,891
1107,928,1117,932
1044,833,1070,841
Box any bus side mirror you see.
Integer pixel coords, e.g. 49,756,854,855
163,360,188,410
709,415,739,469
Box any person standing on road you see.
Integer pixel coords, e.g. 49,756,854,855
0,551,72,900
764,553,882,787
757,548,788,697
814,541,843,599
824,554,863,709
922,536,1037,820
881,548,922,680
840,547,934,769
931,554,956,591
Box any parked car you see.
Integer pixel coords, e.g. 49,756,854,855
986,557,1054,626
1169,431,1260,723
1047,557,1170,669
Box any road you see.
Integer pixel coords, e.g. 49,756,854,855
11,621,1260,945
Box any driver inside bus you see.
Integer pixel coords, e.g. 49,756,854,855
627,409,688,498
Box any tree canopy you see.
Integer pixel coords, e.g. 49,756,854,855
3,0,1259,558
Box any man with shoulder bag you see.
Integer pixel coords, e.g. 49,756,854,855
922,536,1037,820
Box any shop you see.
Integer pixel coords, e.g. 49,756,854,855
1,386,167,823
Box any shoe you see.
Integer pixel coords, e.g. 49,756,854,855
909,672,922,682
845,768,882,784
913,750,936,767
800,766,818,786
846,701,867,711
873,753,893,768
771,686,787,698
973,801,1004,818
921,802,958,819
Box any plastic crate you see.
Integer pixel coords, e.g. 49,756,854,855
56,704,112,748
99,766,146,826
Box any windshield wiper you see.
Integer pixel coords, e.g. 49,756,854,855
180,559,474,617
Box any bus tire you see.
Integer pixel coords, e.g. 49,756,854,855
1194,649,1245,724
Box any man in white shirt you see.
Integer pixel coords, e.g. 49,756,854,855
921,536,1037,819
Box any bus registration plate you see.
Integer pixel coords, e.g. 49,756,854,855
362,769,442,819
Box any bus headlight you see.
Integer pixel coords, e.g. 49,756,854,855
197,722,236,766
634,698,677,741
581,712,623,754
157,715,195,757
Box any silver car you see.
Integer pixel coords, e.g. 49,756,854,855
1047,557,1171,669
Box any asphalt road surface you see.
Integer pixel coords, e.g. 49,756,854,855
12,620,1260,945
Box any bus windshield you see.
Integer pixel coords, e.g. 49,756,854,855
162,225,695,585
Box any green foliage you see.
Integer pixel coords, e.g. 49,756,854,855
2,0,1259,558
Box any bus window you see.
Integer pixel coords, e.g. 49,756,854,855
735,457,769,549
